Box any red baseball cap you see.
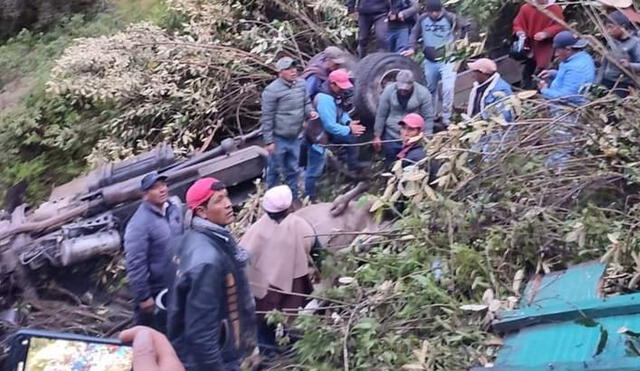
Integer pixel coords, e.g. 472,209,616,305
399,113,425,130
186,177,225,210
328,69,353,90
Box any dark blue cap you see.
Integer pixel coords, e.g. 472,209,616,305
426,0,442,11
607,10,633,29
140,171,168,191
553,31,588,49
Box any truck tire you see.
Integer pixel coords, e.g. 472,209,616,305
353,53,425,127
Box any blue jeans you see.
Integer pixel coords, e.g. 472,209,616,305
266,136,301,197
424,59,456,125
304,144,325,200
544,104,577,170
388,27,410,53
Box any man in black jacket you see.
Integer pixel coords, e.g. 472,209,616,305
388,0,418,53
348,0,390,56
124,171,184,330
167,177,256,371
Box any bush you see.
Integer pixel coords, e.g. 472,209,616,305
0,0,180,203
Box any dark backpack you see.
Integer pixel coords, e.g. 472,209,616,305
305,116,329,145
305,92,346,145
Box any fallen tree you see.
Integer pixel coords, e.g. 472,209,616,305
44,0,356,165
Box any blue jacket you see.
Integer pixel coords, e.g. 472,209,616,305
541,51,595,105
167,217,256,370
399,143,426,167
467,73,514,122
124,198,184,303
315,90,352,137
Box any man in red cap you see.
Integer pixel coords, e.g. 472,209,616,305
166,178,256,371
397,113,427,167
304,69,366,200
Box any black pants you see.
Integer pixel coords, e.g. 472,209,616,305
357,13,389,57
521,58,538,90
602,78,633,98
133,291,167,333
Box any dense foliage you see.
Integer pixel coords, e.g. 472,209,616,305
268,93,640,369
5,0,639,369
0,0,180,201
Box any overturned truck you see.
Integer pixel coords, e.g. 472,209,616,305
0,132,267,296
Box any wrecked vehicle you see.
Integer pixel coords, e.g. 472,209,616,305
0,51,522,293
0,132,267,295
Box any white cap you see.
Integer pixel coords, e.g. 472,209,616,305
262,185,293,213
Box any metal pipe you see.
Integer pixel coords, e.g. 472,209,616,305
0,204,89,241
60,230,121,266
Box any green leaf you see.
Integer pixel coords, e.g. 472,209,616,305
625,337,640,357
575,316,598,328
353,318,378,331
595,326,608,356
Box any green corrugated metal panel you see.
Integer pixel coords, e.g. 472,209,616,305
520,261,605,306
492,312,640,369
477,261,640,370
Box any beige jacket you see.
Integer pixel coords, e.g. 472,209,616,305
241,214,315,299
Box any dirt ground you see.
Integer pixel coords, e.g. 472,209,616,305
0,77,35,111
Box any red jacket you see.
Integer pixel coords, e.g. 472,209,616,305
512,3,565,69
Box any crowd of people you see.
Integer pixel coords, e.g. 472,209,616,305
117,0,640,370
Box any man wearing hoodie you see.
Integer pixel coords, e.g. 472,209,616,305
512,0,565,89
167,178,256,371
302,46,349,100
403,0,469,127
348,0,390,56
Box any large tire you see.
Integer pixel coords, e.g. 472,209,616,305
353,53,425,128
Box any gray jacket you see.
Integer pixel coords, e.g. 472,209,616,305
260,77,313,144
124,198,184,303
374,82,434,138
409,11,470,61
600,36,640,84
